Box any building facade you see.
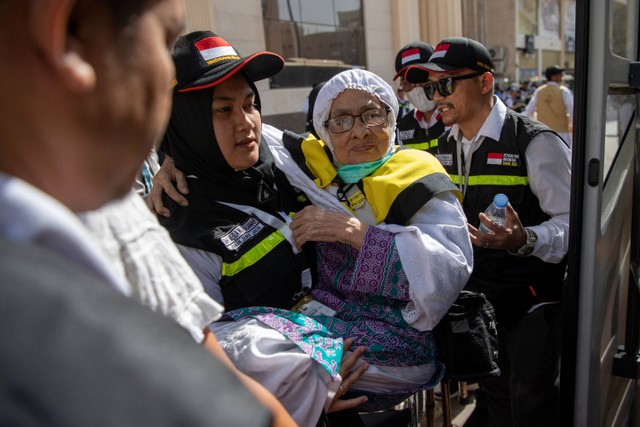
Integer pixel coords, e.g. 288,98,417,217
183,0,575,130
468,0,576,87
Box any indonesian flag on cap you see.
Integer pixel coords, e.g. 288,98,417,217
401,48,421,65
195,37,239,62
430,43,450,60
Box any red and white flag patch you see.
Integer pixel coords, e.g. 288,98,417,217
487,153,503,165
487,152,520,166
195,37,238,63
430,43,450,60
401,48,421,65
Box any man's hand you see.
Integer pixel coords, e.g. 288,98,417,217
146,155,189,217
327,338,369,413
290,206,368,250
468,203,527,251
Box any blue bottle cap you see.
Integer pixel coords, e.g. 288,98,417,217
493,193,508,208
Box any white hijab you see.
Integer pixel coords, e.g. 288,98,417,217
312,69,399,158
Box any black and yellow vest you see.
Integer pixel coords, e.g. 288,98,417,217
159,179,312,311
431,111,567,325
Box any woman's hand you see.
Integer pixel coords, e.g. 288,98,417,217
327,338,369,413
146,155,190,217
290,206,368,250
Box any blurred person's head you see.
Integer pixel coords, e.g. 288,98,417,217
0,0,185,211
545,65,565,82
305,81,327,137
393,41,437,113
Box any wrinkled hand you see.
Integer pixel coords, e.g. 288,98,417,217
328,338,369,413
468,202,527,251
290,206,367,250
146,155,189,217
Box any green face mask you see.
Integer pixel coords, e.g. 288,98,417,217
336,151,393,184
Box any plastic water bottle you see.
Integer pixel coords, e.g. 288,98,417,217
478,193,508,234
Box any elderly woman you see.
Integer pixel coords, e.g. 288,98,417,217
216,69,473,415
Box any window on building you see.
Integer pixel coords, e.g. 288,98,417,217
518,0,538,36
262,0,365,88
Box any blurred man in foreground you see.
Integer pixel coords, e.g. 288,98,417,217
0,1,291,425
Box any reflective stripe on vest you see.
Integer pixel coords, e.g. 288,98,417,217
222,230,286,277
449,174,529,186
403,138,439,151
217,201,312,289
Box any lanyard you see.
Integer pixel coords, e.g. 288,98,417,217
456,138,467,200
456,136,484,201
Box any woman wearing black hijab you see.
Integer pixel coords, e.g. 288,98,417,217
159,32,313,312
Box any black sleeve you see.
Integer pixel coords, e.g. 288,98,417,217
0,238,272,427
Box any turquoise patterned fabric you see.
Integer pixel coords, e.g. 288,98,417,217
224,306,343,379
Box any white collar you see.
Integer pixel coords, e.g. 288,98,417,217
0,173,131,295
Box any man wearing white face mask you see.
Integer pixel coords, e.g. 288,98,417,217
393,42,447,151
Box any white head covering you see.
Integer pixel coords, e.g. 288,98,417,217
312,69,399,156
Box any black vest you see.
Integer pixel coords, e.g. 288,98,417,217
432,111,568,325
396,111,446,151
160,180,311,311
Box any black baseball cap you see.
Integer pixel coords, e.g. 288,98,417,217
171,31,285,93
393,41,434,81
545,65,565,80
418,37,494,74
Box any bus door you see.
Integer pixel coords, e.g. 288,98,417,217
563,0,640,425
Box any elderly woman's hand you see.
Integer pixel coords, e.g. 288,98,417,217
328,338,369,413
290,205,368,250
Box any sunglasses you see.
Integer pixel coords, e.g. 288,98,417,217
423,71,485,100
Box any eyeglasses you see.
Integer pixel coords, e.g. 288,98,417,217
324,107,389,134
423,71,485,100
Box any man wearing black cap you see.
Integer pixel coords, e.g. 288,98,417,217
405,37,571,427
525,65,574,147
392,41,446,151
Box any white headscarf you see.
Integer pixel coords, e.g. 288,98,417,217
312,69,399,157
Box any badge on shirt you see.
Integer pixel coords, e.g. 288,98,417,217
220,217,264,251
436,153,453,166
346,189,366,210
291,295,336,317
487,152,520,167
398,129,415,141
